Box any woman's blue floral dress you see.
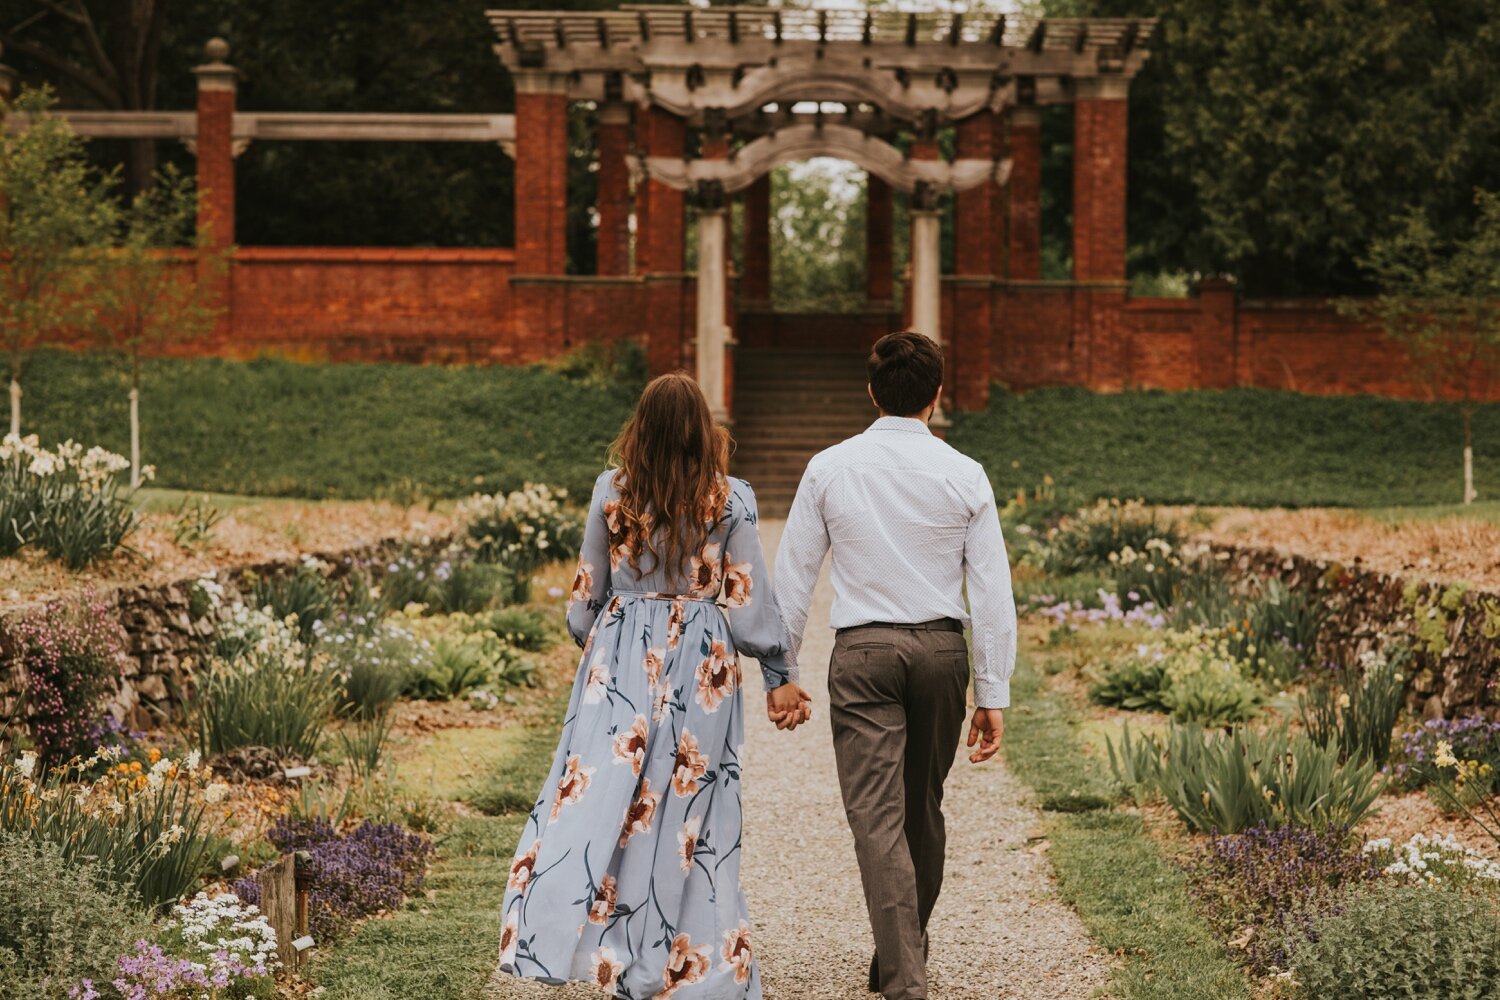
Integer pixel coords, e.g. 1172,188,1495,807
497,471,792,1000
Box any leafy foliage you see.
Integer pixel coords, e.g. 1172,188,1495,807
1300,646,1410,767
192,653,337,760
1282,883,1500,999
13,590,125,764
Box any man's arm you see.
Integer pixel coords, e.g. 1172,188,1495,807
772,463,831,677
963,468,1018,712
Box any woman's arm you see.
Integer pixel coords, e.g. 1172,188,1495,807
565,471,615,647
721,481,796,691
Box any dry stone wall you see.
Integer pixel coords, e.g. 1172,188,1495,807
1215,544,1500,721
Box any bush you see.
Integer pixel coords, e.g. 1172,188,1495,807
1040,499,1182,577
403,613,537,699
193,654,337,760
475,606,559,652
1091,658,1171,712
318,618,429,719
1090,627,1264,725
0,748,222,907
22,349,636,500
457,483,581,601
235,818,431,942
210,603,306,665
1189,823,1379,974
1363,832,1500,889
13,590,126,765
1119,722,1384,834
1282,883,1500,998
249,562,339,643
1300,645,1409,767
0,834,149,999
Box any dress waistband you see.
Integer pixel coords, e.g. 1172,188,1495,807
610,590,720,605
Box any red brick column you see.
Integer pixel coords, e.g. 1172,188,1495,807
1006,105,1041,280
639,107,688,373
742,175,771,306
514,72,569,275
952,111,997,410
1195,276,1238,388
865,176,893,306
192,39,237,248
0,56,16,221
1072,79,1129,283
595,103,631,276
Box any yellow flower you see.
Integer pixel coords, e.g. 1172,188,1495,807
1435,740,1458,769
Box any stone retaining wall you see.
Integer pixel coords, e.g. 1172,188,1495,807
0,534,454,731
1215,544,1500,721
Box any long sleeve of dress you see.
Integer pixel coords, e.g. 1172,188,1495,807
721,480,795,691
565,471,614,647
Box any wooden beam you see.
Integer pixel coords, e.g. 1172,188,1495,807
1120,21,1140,54
949,13,962,47
989,15,1006,47
905,13,917,47
1027,22,1046,53
1074,24,1089,54
597,16,609,47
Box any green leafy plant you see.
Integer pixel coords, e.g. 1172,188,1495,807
170,494,226,547
336,711,395,782
1118,722,1384,834
476,606,559,652
1106,722,1163,804
1281,883,1500,998
192,654,337,760
1300,645,1410,767
1041,499,1183,578
1091,659,1171,712
1159,666,1263,726
457,483,581,602
0,833,150,998
250,563,339,643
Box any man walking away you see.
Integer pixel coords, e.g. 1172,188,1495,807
773,331,1017,1000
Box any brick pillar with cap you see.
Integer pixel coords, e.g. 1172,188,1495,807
192,38,237,248
1006,104,1042,281
952,110,996,410
639,106,687,373
865,176,893,307
595,102,631,276
1073,77,1131,390
513,70,569,275
742,174,771,307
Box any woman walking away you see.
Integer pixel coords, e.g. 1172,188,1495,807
496,372,812,1000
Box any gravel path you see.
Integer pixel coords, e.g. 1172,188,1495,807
489,521,1109,999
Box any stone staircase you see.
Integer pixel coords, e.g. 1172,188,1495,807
730,349,874,516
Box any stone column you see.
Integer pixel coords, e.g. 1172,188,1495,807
695,182,730,423
909,190,943,342
1006,105,1042,281
1072,77,1129,283
741,174,771,307
513,70,569,275
595,103,632,276
865,175,893,307
192,38,237,248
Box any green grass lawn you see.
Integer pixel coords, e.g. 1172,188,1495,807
951,386,1499,508
20,349,637,500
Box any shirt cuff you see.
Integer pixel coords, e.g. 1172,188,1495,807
974,675,1010,710
758,652,794,691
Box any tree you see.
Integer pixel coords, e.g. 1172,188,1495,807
1056,0,1500,296
0,85,113,435
0,0,171,194
86,164,224,486
1345,190,1500,504
769,161,870,314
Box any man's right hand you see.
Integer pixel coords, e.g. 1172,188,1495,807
967,708,1004,763
767,683,813,731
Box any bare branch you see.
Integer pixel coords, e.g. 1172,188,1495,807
0,30,120,106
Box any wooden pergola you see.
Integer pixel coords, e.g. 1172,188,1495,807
487,5,1156,417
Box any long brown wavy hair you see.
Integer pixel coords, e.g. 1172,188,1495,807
608,372,731,578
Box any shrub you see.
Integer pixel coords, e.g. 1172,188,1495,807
193,654,337,760
1041,499,1180,576
1282,883,1500,998
0,748,223,907
457,483,581,601
403,612,537,699
235,817,431,942
1090,657,1171,712
1106,722,1163,803
1122,722,1384,834
475,605,559,652
318,618,429,719
374,548,510,614
210,603,306,665
1300,645,1409,767
1188,823,1379,974
0,834,149,999
1158,666,1263,726
1091,627,1264,725
13,590,126,764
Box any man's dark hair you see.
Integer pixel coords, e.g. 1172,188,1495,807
867,331,943,417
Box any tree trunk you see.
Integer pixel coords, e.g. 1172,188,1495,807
1463,402,1476,505
8,377,18,437
130,354,141,488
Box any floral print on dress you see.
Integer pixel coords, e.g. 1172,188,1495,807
500,473,789,999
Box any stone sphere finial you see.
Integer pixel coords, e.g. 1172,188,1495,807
204,37,230,63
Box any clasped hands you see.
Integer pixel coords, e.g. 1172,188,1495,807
766,683,813,731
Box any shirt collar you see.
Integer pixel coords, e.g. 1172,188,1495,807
869,415,933,436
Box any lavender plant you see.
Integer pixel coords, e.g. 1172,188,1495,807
235,817,431,942
1189,823,1379,974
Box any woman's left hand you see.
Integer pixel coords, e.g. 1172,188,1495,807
767,683,813,731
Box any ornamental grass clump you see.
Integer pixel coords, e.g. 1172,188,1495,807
0,747,224,907
192,651,338,761
14,589,126,765
1280,883,1500,999
1116,721,1384,834
234,817,431,942
1189,823,1379,974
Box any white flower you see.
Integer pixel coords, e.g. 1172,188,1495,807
15,751,37,779
204,782,230,804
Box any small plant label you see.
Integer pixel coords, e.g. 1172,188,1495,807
292,935,316,953
221,854,240,871
282,765,312,779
